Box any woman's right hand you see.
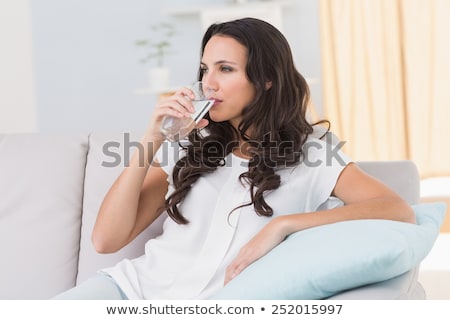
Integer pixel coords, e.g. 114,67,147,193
144,87,200,142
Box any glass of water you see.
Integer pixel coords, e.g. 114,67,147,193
160,81,214,142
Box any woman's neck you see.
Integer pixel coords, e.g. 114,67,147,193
232,140,252,159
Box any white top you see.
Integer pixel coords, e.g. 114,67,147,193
103,136,351,299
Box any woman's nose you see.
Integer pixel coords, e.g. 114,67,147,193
201,74,218,93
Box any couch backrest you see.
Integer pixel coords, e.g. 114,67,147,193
0,134,88,299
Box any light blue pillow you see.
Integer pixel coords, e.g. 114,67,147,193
211,202,446,300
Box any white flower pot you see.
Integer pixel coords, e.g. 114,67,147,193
148,67,170,93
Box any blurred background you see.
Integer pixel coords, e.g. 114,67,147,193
0,0,323,134
1,0,449,298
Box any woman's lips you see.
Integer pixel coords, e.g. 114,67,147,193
212,99,222,106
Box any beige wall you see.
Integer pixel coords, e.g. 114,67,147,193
0,0,37,133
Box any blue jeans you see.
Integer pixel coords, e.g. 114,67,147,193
51,273,128,300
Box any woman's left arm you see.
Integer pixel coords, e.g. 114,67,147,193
224,163,416,284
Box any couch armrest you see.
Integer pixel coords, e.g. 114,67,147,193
357,160,420,205
327,267,425,299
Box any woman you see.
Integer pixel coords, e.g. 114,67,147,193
54,17,415,300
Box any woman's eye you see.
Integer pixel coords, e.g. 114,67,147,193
200,67,208,74
221,66,233,72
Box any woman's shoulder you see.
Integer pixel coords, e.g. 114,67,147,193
300,132,351,169
154,141,186,174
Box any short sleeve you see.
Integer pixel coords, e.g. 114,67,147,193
154,141,185,176
301,136,353,212
154,141,186,198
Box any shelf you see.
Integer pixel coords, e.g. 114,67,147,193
134,85,182,95
162,0,295,16
163,0,295,31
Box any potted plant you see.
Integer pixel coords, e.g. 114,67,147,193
136,22,176,93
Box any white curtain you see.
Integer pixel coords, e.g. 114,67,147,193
319,0,450,178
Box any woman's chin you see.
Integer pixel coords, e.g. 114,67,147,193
208,111,223,123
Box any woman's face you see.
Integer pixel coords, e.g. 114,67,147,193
200,35,256,129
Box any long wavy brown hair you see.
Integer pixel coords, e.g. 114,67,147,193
161,18,318,224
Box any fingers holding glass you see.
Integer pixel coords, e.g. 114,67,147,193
160,81,214,141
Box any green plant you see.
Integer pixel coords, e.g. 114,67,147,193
136,22,176,67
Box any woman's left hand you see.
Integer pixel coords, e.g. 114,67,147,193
224,217,288,285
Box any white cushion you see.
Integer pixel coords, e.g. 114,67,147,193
0,134,88,299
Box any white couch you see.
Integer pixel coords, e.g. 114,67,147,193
0,132,425,299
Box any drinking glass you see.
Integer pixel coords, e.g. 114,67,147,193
160,81,214,142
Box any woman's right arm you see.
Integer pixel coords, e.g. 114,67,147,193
92,135,168,254
92,87,201,253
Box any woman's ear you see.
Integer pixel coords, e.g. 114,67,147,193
265,81,272,90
